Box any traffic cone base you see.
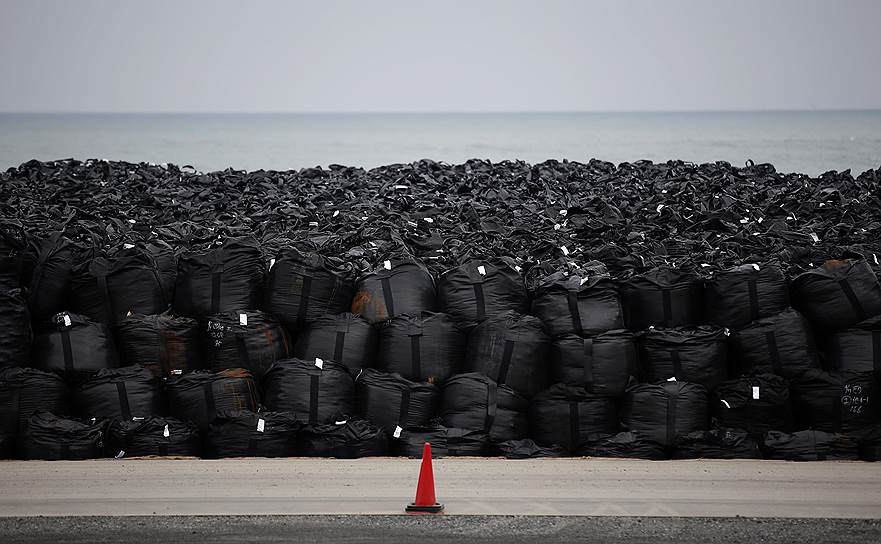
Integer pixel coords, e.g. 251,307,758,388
405,442,444,514
406,502,444,513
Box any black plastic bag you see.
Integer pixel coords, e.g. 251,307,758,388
292,312,377,375
0,289,32,367
671,428,761,459
69,249,166,324
790,369,879,434
173,237,265,317
824,315,881,380
394,423,489,457
761,430,859,461
204,310,290,378
72,365,163,420
166,368,259,432
375,311,466,383
25,232,73,322
640,326,728,391
31,312,119,381
436,259,528,329
705,264,790,329
18,411,104,460
0,367,68,435
204,410,298,458
265,247,355,331
729,308,820,378
351,259,436,324
621,381,709,447
713,373,792,435
0,226,26,291
107,417,201,458
298,418,388,458
791,259,881,332
115,313,202,378
579,431,668,459
463,311,550,398
439,372,528,443
550,330,638,397
261,358,354,424
528,383,618,453
531,270,624,337
620,267,704,330
354,368,439,435
497,438,566,459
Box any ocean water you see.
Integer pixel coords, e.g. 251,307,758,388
0,111,879,176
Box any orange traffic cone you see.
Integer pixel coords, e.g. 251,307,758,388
405,442,444,513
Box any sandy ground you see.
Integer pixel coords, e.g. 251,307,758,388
1,457,880,518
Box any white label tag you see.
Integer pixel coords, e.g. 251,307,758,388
579,277,588,286
315,358,324,369
720,399,731,409
115,450,125,459
561,245,570,256
666,377,677,382
751,263,760,271
171,369,183,375
383,260,392,270
332,210,340,218
477,265,486,276
269,258,276,269
335,419,348,425
163,424,170,438
393,425,403,438
239,313,248,326
123,243,135,249
809,232,820,243
752,386,760,399
257,418,265,433
63,314,72,327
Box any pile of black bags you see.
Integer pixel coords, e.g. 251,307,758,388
1,157,881,460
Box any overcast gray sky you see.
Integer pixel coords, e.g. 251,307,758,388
1,0,879,113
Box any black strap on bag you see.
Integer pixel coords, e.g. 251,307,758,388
203,382,217,422
248,437,259,457
484,381,498,432
567,290,584,335
498,340,515,385
61,327,74,372
158,440,169,457
297,274,312,328
398,387,411,428
568,401,580,454
333,331,346,363
157,328,171,377
96,270,115,324
661,288,673,325
582,337,594,387
765,331,783,375
60,443,70,461
669,348,683,378
209,247,224,315
473,283,486,321
380,276,396,318
410,335,422,380
116,382,132,420
873,331,881,372
747,277,760,322
839,278,867,322
309,374,320,424
665,385,677,448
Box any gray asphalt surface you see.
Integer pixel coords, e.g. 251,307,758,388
1,515,880,544
2,457,881,518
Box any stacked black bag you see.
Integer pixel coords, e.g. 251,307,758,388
437,260,528,330
204,310,290,378
204,410,298,458
115,313,202,377
167,369,259,431
31,312,119,381
374,311,466,383
107,417,201,458
72,366,163,420
292,312,376,375
262,358,354,424
0,289,32,368
18,411,105,460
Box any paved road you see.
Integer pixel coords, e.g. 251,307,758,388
1,457,880,518
1,515,880,544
